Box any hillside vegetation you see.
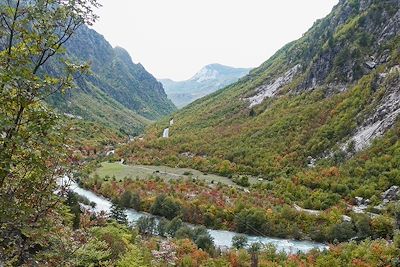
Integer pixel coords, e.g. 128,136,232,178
120,0,400,208
47,26,176,135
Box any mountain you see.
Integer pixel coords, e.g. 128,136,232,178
47,26,176,135
161,64,251,108
123,0,400,204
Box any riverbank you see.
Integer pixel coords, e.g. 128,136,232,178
64,178,328,254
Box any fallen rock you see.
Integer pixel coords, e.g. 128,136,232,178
365,61,377,69
307,156,317,168
381,185,400,201
354,197,370,206
342,215,352,222
293,204,321,216
180,152,196,158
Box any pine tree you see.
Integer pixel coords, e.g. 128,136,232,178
110,203,128,225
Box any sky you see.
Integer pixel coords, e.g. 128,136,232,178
93,0,339,81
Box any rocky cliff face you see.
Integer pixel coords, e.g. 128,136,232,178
246,0,399,98
244,0,400,152
346,66,400,151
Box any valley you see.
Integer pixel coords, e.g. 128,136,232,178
66,178,327,253
91,162,264,186
161,64,251,108
1,0,400,266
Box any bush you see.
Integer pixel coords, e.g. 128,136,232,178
232,235,248,249
150,195,182,220
136,216,156,236
195,234,214,252
327,222,356,243
119,191,141,211
234,176,250,187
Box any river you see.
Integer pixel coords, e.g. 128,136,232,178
66,180,329,254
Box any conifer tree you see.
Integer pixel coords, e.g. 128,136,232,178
110,203,128,225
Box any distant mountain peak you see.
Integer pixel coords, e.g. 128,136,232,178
191,65,220,82
191,64,252,83
161,64,252,108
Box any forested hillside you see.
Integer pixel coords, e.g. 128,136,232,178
119,0,400,216
47,26,176,135
2,0,400,266
124,0,399,177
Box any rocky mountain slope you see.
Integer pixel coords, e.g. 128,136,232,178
161,64,251,108
122,0,400,197
47,26,176,135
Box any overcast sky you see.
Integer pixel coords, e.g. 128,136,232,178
92,0,339,81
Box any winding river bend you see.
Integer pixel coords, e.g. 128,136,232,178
67,180,328,254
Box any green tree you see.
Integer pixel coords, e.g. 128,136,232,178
371,215,394,239
73,238,112,266
120,191,141,211
195,233,214,252
66,191,82,229
166,217,183,237
0,0,99,264
157,218,169,237
327,222,356,243
354,214,372,239
394,202,400,230
234,208,268,235
394,230,400,249
248,243,261,267
175,225,194,239
116,245,149,267
110,203,128,225
150,195,182,219
232,234,248,249
136,216,156,236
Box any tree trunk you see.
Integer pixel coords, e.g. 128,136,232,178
251,252,258,267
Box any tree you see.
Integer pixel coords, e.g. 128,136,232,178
116,245,149,267
232,235,248,249
394,230,400,249
136,216,156,236
166,217,183,237
354,214,372,238
248,243,261,267
0,0,99,264
328,222,356,243
234,176,250,187
371,215,394,239
195,234,214,252
73,238,112,266
157,218,169,237
234,208,268,235
394,202,400,230
175,225,194,239
110,203,128,225
66,191,82,229
150,195,182,220
120,191,141,211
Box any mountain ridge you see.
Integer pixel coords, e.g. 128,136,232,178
161,64,252,108
47,26,176,135
122,0,400,204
